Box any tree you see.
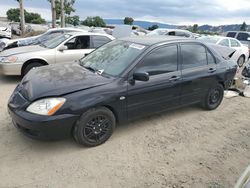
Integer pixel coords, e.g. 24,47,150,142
192,24,199,33
66,15,80,26
240,22,247,31
6,8,46,24
47,0,75,19
148,24,159,31
81,16,106,27
124,17,134,25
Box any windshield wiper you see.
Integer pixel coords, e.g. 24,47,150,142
83,65,96,73
39,43,46,48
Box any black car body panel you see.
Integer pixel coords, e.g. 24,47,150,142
20,63,114,101
8,37,238,140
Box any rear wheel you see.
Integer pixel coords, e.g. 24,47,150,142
22,62,44,76
73,107,116,147
237,55,245,67
201,84,224,110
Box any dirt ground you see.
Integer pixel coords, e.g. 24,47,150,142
0,74,249,188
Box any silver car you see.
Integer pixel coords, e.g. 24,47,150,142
0,32,115,76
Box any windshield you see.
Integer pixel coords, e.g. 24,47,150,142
198,36,220,44
41,34,72,49
80,40,146,77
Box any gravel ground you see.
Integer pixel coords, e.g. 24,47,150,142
0,75,249,188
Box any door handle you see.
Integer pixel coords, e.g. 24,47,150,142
169,76,181,81
208,68,216,73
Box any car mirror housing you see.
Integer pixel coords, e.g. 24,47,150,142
133,71,149,82
58,45,68,51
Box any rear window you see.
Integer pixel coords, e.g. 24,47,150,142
227,32,237,38
181,44,207,69
237,33,250,41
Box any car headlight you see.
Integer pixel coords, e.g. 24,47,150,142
2,56,18,63
26,98,66,116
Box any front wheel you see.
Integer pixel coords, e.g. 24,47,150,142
73,107,116,147
22,62,44,76
201,84,224,110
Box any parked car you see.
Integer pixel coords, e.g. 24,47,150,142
8,36,237,147
242,62,250,78
0,22,11,39
226,31,250,53
234,165,250,188
147,28,195,38
0,32,114,76
198,36,249,67
2,27,87,51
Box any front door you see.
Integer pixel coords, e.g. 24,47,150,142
56,35,94,63
127,44,182,120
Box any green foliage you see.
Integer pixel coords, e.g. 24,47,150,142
7,8,46,24
48,0,76,19
6,8,20,22
192,24,199,33
124,17,134,25
240,22,247,31
65,15,80,26
81,16,106,27
148,24,159,31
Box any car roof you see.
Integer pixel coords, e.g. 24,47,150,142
120,36,193,46
66,32,115,39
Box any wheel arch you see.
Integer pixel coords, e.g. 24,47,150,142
21,58,48,76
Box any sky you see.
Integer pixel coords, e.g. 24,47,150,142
0,0,250,26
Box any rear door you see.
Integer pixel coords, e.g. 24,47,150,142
127,44,182,119
180,43,217,105
55,35,94,63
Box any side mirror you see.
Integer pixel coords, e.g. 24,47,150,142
58,45,68,51
247,37,250,41
133,71,149,82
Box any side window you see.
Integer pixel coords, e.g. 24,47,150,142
207,50,216,64
65,37,76,49
237,33,250,41
181,44,207,69
230,39,241,47
168,31,176,36
137,45,178,76
218,39,229,47
92,36,111,48
65,36,90,50
227,32,237,38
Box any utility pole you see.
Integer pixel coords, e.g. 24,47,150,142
60,0,65,28
18,0,25,36
51,0,56,28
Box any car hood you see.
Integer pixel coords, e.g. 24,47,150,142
0,45,46,56
19,63,113,101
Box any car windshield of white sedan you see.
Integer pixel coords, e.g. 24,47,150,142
198,36,220,44
40,34,72,49
80,40,146,77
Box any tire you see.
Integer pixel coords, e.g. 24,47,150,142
22,62,44,76
201,84,224,110
237,55,245,67
73,107,116,147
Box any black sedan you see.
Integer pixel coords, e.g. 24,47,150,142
8,37,238,147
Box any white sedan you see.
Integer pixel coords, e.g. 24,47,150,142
0,32,115,76
199,36,249,67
